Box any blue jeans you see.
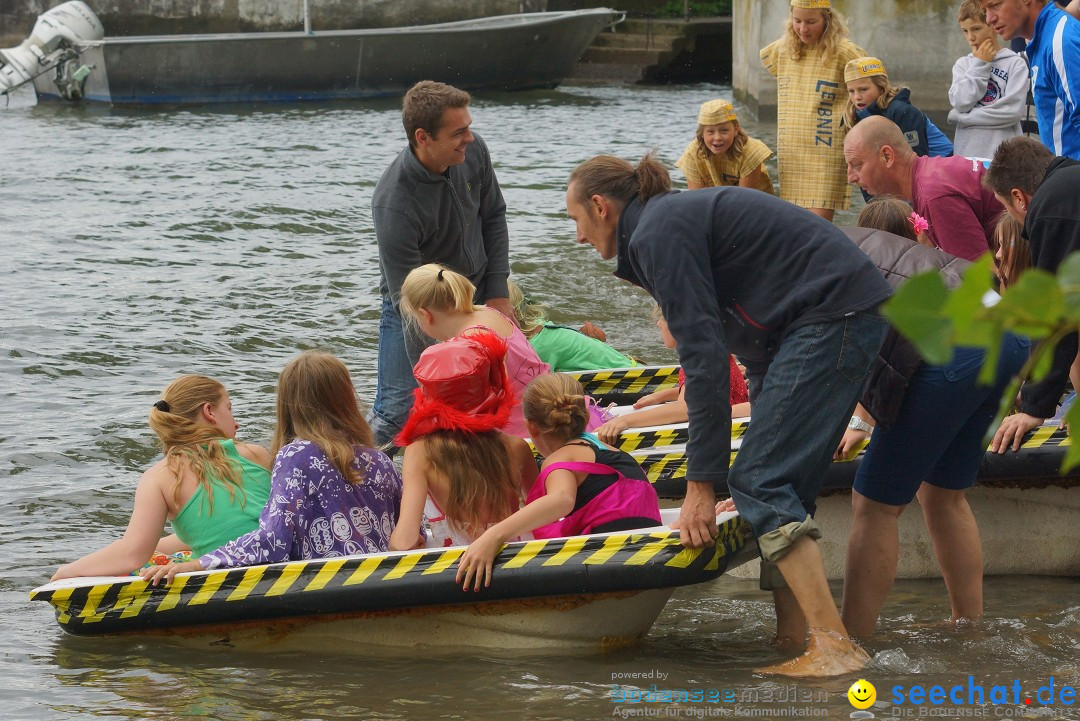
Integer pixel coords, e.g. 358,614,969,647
729,311,889,540
369,296,430,447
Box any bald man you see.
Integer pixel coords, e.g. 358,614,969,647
844,116,1002,260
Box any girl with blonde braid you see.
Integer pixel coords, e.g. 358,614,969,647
457,373,660,590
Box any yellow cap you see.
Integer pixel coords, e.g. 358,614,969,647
698,99,738,126
790,0,831,8
844,56,888,83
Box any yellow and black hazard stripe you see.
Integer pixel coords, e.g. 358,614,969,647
632,425,1074,498
573,365,680,405
30,516,753,636
609,418,752,453
529,424,693,458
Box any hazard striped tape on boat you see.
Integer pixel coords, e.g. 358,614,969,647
29,514,753,636
601,417,753,454
629,423,1074,498
572,365,680,406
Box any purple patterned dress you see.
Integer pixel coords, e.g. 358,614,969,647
200,440,403,569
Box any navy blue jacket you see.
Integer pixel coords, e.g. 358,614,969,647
614,188,892,482
863,88,932,156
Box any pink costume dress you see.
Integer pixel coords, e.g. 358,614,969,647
468,309,551,438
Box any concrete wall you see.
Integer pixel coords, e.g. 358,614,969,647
734,0,973,123
1,0,546,45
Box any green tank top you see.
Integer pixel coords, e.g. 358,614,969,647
529,323,637,372
171,439,272,556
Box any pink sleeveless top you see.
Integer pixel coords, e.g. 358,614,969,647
470,311,551,438
525,458,662,539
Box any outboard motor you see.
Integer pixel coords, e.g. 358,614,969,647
0,1,103,99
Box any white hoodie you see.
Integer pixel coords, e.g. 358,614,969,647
948,47,1029,159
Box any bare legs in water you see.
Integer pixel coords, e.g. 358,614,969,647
716,497,869,676
842,485,983,639
755,535,870,677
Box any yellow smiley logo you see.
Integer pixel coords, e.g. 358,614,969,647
848,679,876,710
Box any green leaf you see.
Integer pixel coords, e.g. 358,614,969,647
882,271,954,365
995,270,1065,339
990,376,1022,433
1030,339,1057,382
976,326,1004,386
946,256,996,349
946,254,993,343
1058,252,1080,321
1063,401,1080,473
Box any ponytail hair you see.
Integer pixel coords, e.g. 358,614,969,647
149,375,243,511
400,263,478,320
523,373,590,443
567,150,672,209
508,280,547,338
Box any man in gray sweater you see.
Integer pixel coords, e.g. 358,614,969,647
370,81,512,446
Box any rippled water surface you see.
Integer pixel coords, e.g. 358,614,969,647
2,82,1079,721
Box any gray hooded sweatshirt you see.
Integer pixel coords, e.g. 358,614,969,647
372,132,510,307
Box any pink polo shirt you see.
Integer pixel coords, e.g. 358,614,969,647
910,155,1003,261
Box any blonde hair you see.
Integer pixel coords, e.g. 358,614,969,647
568,151,672,208
992,212,1030,288
149,375,243,511
523,373,590,445
272,352,373,484
693,121,749,162
423,431,521,538
508,280,547,338
957,0,986,23
399,264,478,321
857,196,918,242
842,74,904,129
779,6,851,62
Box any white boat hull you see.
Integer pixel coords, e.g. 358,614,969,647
159,589,677,652
726,483,1080,581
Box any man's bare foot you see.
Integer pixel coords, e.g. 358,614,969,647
755,628,869,678
773,634,805,656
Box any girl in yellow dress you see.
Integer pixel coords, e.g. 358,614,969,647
675,99,774,193
760,0,865,221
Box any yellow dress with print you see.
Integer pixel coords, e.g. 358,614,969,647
675,136,774,194
760,37,864,210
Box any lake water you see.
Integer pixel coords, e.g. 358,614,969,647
2,81,1079,721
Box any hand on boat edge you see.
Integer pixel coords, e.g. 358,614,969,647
714,498,736,515
140,559,204,586
456,532,503,592
990,412,1044,453
671,482,718,549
